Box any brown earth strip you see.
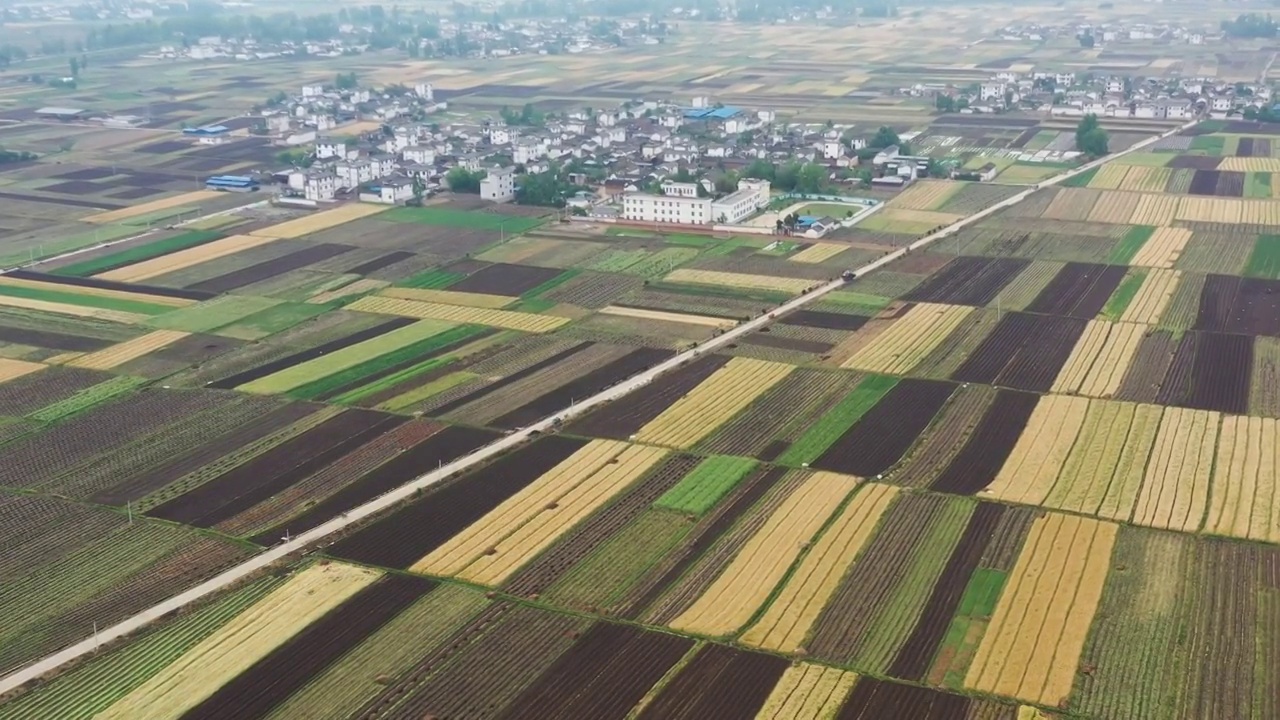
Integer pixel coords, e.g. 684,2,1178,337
1025,262,1128,318
324,435,586,568
4,269,216,301
249,424,498,545
491,347,674,429
979,506,1039,572
904,257,1030,307
428,341,594,417
1183,331,1253,414
1114,329,1177,403
782,309,871,330
891,384,997,488
185,243,356,294
0,326,113,352
952,312,1089,391
0,190,124,210
344,251,416,275
889,502,1006,680
565,355,731,440
930,389,1040,494
1197,274,1280,337
0,366,109,415
496,622,695,720
636,643,789,720
701,368,861,459
814,379,956,477
1154,332,1199,407
742,332,834,354
836,677,979,720
449,263,566,296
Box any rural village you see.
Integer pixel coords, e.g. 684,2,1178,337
0,0,1279,719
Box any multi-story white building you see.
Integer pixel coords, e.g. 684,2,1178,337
480,166,515,203
622,178,770,226
304,172,338,201
402,145,436,165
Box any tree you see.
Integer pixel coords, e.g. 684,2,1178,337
69,57,79,77
935,94,956,113
445,167,483,193
870,126,900,149
1078,32,1095,48
335,72,358,89
1075,114,1109,156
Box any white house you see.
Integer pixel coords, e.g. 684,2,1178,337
622,192,711,224
402,145,435,165
302,84,325,98
315,141,347,160
490,127,513,145
304,172,338,201
823,140,843,159
979,82,1006,102
710,179,770,224
480,166,515,203
414,83,434,100
361,176,415,204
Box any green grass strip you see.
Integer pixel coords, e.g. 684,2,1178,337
398,269,465,289
51,230,222,277
655,456,757,515
1061,166,1100,188
289,325,486,401
379,206,544,233
1247,172,1273,199
663,233,718,248
1245,235,1280,279
211,302,330,341
0,284,173,315
1189,135,1226,154
0,577,283,720
1109,225,1155,265
646,280,792,305
777,374,898,466
149,295,283,333
1100,270,1147,321
379,370,477,411
957,567,1008,618
819,290,891,315
520,268,582,299
28,376,148,423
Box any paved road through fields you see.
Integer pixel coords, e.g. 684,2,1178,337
0,117,1198,694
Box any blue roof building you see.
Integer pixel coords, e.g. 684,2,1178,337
682,106,744,120
205,175,259,192
183,125,230,136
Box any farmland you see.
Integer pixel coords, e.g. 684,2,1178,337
5,65,1280,720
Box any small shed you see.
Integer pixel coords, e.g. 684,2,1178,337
205,175,259,192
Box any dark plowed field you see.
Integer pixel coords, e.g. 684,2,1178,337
635,643,787,720
497,623,694,720
813,379,955,477
207,317,416,389
782,309,870,331
1168,155,1223,170
0,191,124,210
0,326,112,352
4,270,216,301
343,250,416,275
148,409,404,527
951,312,1088,391
430,341,594,417
448,263,565,296
1025,262,1127,318
0,367,108,415
931,389,1040,494
836,677,1010,720
325,435,585,568
491,347,673,430
249,424,498,544
566,355,730,439
888,502,1006,680
1196,274,1280,337
89,402,321,506
1189,170,1222,196
179,574,435,720
903,256,1030,307
185,243,356,293
1155,331,1253,414
1114,329,1178,403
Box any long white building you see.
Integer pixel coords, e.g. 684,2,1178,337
622,178,770,225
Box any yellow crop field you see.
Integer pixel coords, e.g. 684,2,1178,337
248,203,387,239
1043,401,1162,521
741,482,898,652
985,395,1089,506
97,562,380,719
413,440,629,577
0,293,147,324
0,276,194,308
1086,190,1141,224
891,179,962,210
664,269,815,294
0,358,44,383
1204,415,1280,543
1121,269,1181,324
1052,321,1144,398
1125,166,1173,193
1219,156,1280,172
1129,228,1191,268
876,207,964,227
69,330,190,370
459,444,669,585
964,513,1117,707
599,305,736,328
96,234,280,282
84,190,221,224
1041,188,1100,221
346,296,569,332
756,664,858,719
379,286,513,309
1239,199,1280,225
789,243,848,264
1087,164,1130,190
1131,407,1218,532
842,303,973,375
669,471,858,636
1176,196,1243,224
1127,193,1179,226
636,357,794,448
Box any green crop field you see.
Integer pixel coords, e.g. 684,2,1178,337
655,455,758,515
1109,226,1155,265
778,374,898,466
1245,235,1280,279
52,231,223,277
1100,270,1148,321
379,206,544,233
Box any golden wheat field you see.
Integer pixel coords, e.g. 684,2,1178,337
890,180,962,210
789,243,849,264
84,191,222,224
1129,227,1191,268
635,357,794,448
248,203,388,239
842,303,972,374
68,330,190,370
96,234,280,282
346,296,569,332
665,268,816,294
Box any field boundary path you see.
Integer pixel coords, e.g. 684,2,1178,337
0,117,1198,695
